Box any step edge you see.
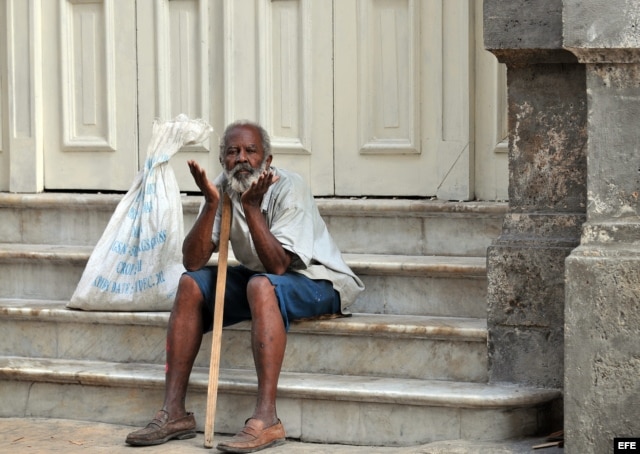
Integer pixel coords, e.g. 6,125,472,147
0,356,560,409
0,299,487,341
287,315,487,341
0,193,508,217
344,254,487,277
0,243,93,263
0,244,487,277
317,198,508,218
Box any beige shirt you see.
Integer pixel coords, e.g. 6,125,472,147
207,167,364,312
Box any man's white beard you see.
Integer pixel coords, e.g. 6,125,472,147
226,160,268,194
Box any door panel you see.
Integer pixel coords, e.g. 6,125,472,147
474,0,508,200
137,0,333,195
43,0,138,191
136,0,223,193
228,0,334,195
261,0,334,195
35,0,505,198
334,0,474,199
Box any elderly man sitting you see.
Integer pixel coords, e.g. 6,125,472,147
125,120,364,453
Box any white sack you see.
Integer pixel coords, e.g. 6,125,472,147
68,114,212,311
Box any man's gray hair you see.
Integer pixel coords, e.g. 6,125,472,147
219,120,271,161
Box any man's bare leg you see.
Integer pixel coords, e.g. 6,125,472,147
246,276,286,427
217,276,287,452
125,274,204,446
162,274,206,418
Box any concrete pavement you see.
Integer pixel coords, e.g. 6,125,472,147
0,417,563,453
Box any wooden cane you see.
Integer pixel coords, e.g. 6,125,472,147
204,192,232,448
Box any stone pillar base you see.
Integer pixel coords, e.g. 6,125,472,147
565,242,640,454
485,61,587,390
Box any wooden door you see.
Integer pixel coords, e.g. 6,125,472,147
136,0,335,195
42,0,138,191
34,0,506,199
334,0,484,200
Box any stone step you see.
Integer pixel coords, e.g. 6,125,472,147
319,198,505,256
344,253,486,317
0,193,506,256
0,244,488,317
0,356,561,446
0,299,488,383
0,243,88,300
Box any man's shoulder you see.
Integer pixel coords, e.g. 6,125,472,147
272,167,308,191
269,167,315,208
273,166,302,181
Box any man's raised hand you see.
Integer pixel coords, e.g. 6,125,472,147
241,170,280,208
188,160,219,204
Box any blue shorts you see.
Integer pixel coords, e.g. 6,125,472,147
185,265,341,332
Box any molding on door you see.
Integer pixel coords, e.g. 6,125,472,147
5,0,43,193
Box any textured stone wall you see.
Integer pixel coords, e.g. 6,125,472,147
564,0,640,54
486,63,587,388
566,254,640,453
484,0,588,390
564,3,640,446
484,1,640,452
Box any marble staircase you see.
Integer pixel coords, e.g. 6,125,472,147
0,193,561,446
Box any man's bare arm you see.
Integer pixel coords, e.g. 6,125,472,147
182,160,219,271
241,170,291,275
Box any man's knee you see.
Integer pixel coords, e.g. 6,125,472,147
174,274,205,309
246,276,276,308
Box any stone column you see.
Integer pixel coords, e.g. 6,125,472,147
564,1,640,453
483,0,588,392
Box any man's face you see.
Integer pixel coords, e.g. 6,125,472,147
222,125,272,193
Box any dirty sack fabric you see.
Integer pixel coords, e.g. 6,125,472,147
67,114,212,311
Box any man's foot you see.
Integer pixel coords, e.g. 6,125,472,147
217,418,285,453
125,409,196,446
